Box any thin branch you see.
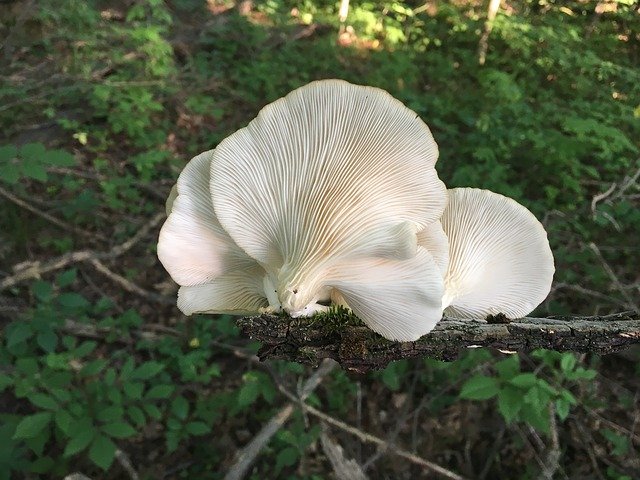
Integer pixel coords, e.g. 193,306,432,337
478,0,502,65
238,311,640,372
223,359,337,480
588,242,640,312
287,393,468,480
88,258,173,305
0,212,164,290
0,184,104,241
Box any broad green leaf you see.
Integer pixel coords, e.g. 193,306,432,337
145,384,174,399
123,382,144,399
127,406,146,427
7,323,33,348
13,412,52,439
32,281,53,302
237,378,260,408
101,422,136,439
55,409,73,435
75,341,97,357
171,395,189,421
96,406,124,423
459,375,499,400
57,292,90,309
56,269,77,287
36,330,58,353
47,149,76,167
64,428,95,457
0,144,17,161
497,386,523,423
28,393,58,410
89,434,116,470
275,446,299,472
509,373,538,388
131,361,164,380
81,359,108,377
185,422,210,435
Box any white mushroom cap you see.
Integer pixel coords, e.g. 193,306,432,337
439,188,555,319
324,247,444,342
416,220,449,276
157,151,268,313
210,79,446,315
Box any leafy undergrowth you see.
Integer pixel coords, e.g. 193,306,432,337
1,0,638,478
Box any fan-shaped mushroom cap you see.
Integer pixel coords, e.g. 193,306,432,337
440,188,555,319
210,79,446,314
158,151,268,313
417,220,449,276
324,248,444,342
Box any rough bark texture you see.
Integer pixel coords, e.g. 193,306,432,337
237,311,640,373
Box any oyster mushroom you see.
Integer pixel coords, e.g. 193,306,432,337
427,187,555,319
158,79,448,341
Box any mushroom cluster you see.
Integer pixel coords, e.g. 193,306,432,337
158,80,554,342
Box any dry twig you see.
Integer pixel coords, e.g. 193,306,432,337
0,212,164,290
223,359,338,480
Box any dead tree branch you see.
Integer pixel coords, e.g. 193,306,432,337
238,311,640,373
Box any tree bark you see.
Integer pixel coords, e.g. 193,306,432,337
237,311,640,373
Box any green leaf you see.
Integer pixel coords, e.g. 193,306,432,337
102,422,136,439
36,330,58,353
127,406,146,427
32,281,53,302
275,446,299,472
381,363,404,391
28,393,59,410
89,434,116,471
123,382,144,399
22,158,48,181
171,395,189,420
509,373,538,388
55,409,74,435
19,142,46,159
0,163,19,183
16,357,39,375
560,353,576,373
0,373,13,392
75,340,97,357
495,355,520,379
145,384,174,399
238,379,260,408
47,149,76,167
497,386,523,423
57,292,90,309
131,361,164,380
29,456,54,474
96,406,124,423
56,269,77,287
185,422,210,435
143,404,162,420
81,359,108,377
555,398,571,421
7,323,33,348
64,428,95,457
13,412,52,439
459,375,499,400
0,144,17,161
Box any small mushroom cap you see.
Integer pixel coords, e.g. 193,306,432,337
324,247,444,342
210,79,446,311
158,151,268,314
440,188,555,319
